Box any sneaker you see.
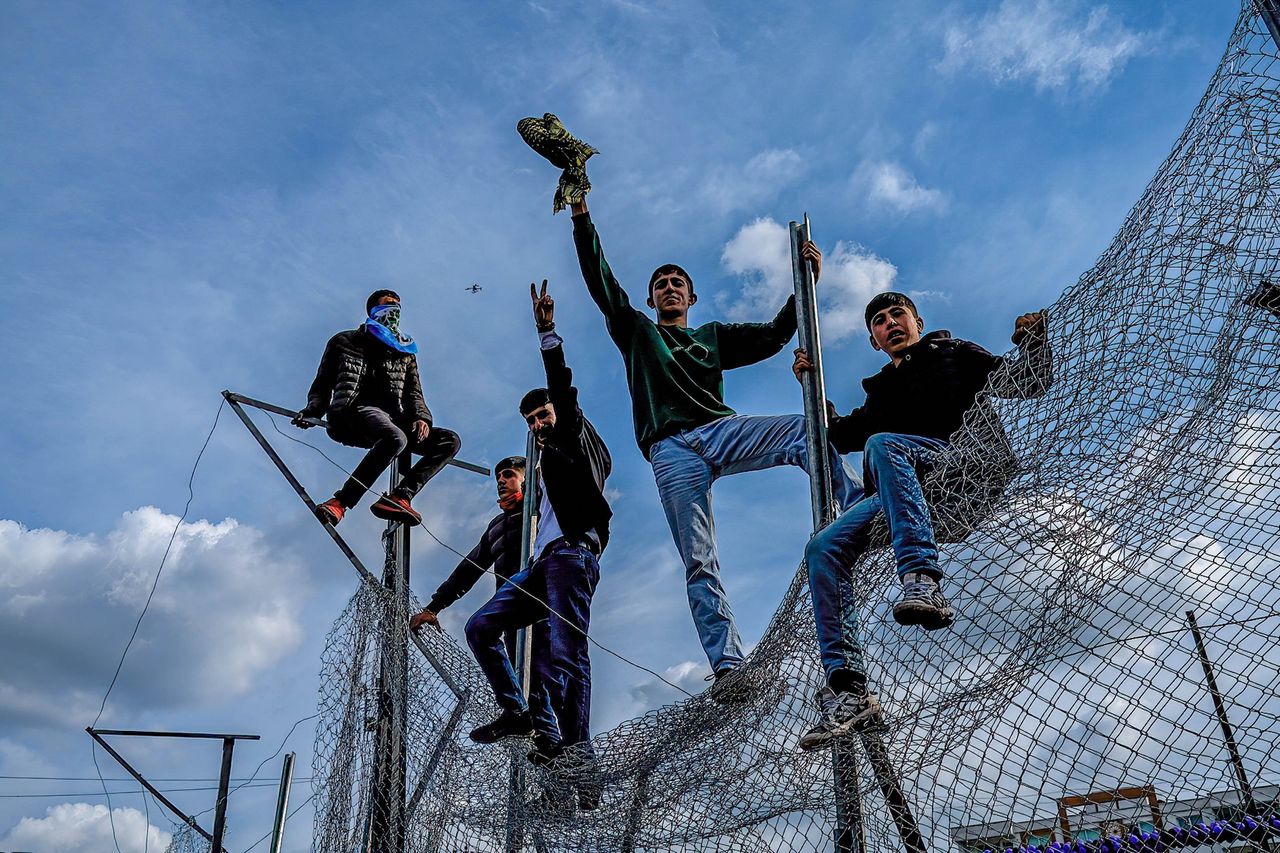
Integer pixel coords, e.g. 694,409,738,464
892,572,955,630
369,492,422,526
706,666,754,705
468,710,534,744
798,685,884,751
315,498,346,526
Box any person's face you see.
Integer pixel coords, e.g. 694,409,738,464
647,272,696,320
374,294,399,310
524,402,557,442
495,466,525,502
868,304,924,358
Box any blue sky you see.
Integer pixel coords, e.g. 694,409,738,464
0,1,1243,850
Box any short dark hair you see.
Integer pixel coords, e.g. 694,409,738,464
366,289,400,315
494,455,526,480
864,292,918,329
648,264,694,298
519,388,551,416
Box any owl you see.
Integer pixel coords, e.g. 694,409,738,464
517,113,599,214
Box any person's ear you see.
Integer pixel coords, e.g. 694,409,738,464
916,315,925,333
688,292,698,306
869,333,881,352
646,292,656,309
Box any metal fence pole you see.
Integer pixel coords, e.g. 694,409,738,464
506,430,541,852
369,454,411,853
1256,0,1280,52
1186,610,1260,817
790,218,866,853
268,752,296,853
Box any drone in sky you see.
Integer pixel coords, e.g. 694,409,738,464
465,283,483,294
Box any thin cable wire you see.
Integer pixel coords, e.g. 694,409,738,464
262,407,696,698
238,790,317,853
89,399,226,853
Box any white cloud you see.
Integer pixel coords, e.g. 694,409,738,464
1,803,171,853
719,217,899,343
940,0,1151,93
0,509,306,729
699,148,806,214
854,160,948,216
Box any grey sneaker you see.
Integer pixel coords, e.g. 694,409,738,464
798,685,884,751
892,572,955,630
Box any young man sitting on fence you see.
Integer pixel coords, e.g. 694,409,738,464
410,457,560,762
293,290,460,527
464,281,611,810
795,292,1051,750
516,114,860,702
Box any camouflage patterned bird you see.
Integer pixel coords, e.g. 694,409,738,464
517,113,599,214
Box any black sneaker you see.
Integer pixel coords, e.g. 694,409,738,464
892,572,955,630
798,685,884,751
468,710,534,744
706,666,755,705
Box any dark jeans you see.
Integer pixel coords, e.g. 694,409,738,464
327,406,460,507
465,540,599,752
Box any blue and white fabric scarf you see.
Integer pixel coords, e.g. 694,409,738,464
365,303,418,354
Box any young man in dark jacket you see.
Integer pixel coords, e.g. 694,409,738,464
464,281,611,805
562,193,859,700
409,456,559,757
293,290,460,527
795,292,1051,750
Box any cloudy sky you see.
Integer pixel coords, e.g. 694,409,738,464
0,1,1247,850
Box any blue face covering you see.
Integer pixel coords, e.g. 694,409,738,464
365,303,418,354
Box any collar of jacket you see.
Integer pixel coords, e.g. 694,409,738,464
865,329,954,387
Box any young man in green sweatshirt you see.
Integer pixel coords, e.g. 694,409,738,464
565,195,861,699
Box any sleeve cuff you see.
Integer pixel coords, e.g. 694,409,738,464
540,330,564,351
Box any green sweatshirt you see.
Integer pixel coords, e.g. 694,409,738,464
572,212,798,458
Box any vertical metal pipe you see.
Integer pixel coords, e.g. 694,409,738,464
1186,610,1259,816
791,218,865,853
506,430,541,852
268,752,296,853
790,216,837,530
370,455,411,853
210,738,236,853
1256,0,1280,53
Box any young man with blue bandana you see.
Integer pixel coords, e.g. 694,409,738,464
294,289,460,526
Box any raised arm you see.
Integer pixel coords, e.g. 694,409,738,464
718,295,799,370
570,207,636,339
532,279,584,437
427,533,494,613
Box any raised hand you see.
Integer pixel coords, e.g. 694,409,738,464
800,241,823,283
792,347,814,383
531,279,555,331
1012,311,1048,346
410,608,440,632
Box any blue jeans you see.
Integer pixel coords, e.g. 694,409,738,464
649,414,862,672
464,541,599,751
806,432,949,680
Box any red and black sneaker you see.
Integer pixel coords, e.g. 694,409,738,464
315,498,346,526
370,492,422,526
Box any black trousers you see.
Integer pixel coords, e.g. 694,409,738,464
328,406,460,507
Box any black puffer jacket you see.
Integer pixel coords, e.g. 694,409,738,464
828,329,1052,466
302,328,432,425
427,506,523,613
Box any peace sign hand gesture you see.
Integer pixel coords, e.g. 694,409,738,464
531,279,555,331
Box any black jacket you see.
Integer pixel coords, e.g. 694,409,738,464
828,330,1053,484
302,328,432,425
537,334,613,552
427,506,523,613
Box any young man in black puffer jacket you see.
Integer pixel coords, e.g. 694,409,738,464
794,291,1052,751
293,290,460,527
